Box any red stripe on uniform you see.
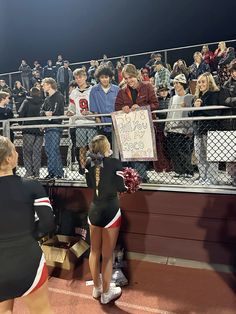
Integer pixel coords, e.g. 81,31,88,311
108,215,122,228
30,263,48,294
69,98,75,105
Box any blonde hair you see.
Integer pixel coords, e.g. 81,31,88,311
73,68,87,77
89,135,110,195
195,73,219,98
193,51,203,61
0,136,14,167
218,41,227,51
122,63,139,79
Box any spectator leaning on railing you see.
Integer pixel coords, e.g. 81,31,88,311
90,65,120,147
67,68,96,175
115,63,159,182
18,87,44,179
165,74,194,178
40,77,65,179
190,73,221,185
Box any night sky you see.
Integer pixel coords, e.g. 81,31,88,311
1,0,235,73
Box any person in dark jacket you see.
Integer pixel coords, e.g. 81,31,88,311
0,91,14,142
219,61,236,185
19,60,31,91
189,52,210,80
57,60,73,104
18,87,44,178
12,81,27,113
153,85,172,173
43,60,56,79
115,63,159,182
41,77,65,179
190,73,221,185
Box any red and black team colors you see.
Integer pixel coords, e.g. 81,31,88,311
86,156,127,228
0,176,55,302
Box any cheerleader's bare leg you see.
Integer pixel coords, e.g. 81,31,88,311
101,226,120,293
0,299,14,314
89,225,102,288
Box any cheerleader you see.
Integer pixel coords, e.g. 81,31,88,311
85,135,127,304
0,136,55,313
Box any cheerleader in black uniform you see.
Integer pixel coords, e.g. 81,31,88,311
0,136,55,314
85,135,127,304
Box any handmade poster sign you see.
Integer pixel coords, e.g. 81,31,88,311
111,106,157,161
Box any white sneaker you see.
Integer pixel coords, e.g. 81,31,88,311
92,282,116,299
92,285,102,299
101,286,122,304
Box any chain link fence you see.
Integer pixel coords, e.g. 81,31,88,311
0,108,236,188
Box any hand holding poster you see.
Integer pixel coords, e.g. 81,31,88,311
111,106,157,161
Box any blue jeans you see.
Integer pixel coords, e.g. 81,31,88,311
45,128,64,177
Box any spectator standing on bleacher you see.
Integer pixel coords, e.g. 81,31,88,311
31,71,42,86
32,61,43,78
18,87,44,178
90,65,119,147
213,41,227,70
0,92,14,142
190,73,221,185
153,85,172,173
41,78,65,179
67,68,96,175
19,60,31,91
201,45,214,71
88,60,99,85
218,47,235,86
43,60,56,79
165,74,194,178
12,81,27,113
220,61,236,186
0,80,13,110
57,60,73,105
154,61,171,90
170,59,189,80
189,52,210,80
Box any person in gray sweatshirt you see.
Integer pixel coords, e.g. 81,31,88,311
165,74,194,178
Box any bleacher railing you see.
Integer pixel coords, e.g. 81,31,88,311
1,39,236,88
1,106,236,193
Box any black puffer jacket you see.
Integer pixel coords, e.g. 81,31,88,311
190,91,221,135
18,96,44,135
219,77,236,130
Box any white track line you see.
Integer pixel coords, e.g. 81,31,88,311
49,287,176,314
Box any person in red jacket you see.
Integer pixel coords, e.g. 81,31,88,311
115,64,158,182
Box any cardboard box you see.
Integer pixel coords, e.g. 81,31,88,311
41,235,90,271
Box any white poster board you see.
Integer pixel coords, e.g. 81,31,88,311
111,106,157,161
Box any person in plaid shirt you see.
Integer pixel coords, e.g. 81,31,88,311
154,61,171,90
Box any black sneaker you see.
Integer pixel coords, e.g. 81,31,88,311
79,168,85,175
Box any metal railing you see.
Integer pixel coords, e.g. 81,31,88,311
1,106,236,193
1,38,236,88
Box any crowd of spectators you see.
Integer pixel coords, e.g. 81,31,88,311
0,40,236,186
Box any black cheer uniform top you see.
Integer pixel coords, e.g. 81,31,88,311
85,157,127,228
0,175,55,301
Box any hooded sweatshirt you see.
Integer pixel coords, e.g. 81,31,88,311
18,96,44,135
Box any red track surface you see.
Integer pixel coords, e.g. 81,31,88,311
13,260,236,314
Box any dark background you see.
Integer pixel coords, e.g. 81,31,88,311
1,0,235,73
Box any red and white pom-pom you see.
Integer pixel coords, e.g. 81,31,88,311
122,167,141,194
